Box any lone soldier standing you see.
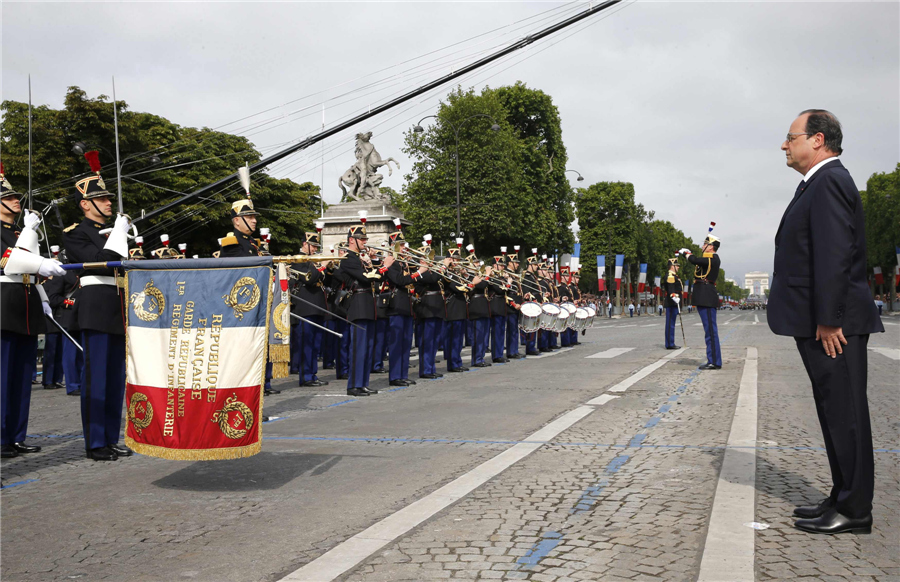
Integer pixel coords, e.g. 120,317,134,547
662,257,683,350
63,152,133,461
680,233,722,369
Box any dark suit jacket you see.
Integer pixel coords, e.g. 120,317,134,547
768,159,883,338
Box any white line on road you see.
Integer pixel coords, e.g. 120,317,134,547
618,324,637,328
281,349,691,582
869,347,900,361
640,324,659,327
697,347,758,582
586,347,635,359
753,314,759,325
723,316,740,325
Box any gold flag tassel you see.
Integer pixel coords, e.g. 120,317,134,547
269,263,292,379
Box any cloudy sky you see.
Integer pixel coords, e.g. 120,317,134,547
3,1,898,285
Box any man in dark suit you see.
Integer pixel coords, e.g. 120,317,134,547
769,109,884,534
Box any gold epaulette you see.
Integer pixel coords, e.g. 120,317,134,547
63,223,78,233
667,274,675,283
221,235,238,247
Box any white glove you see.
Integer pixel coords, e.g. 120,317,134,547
42,302,53,317
38,258,67,278
673,296,681,305
23,210,42,231
103,214,131,258
678,248,691,255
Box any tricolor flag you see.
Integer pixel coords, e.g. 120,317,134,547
874,266,884,285
614,255,624,290
124,257,271,460
638,263,648,293
596,255,606,291
654,276,661,295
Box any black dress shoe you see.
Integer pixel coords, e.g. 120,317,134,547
302,380,329,387
361,387,379,395
493,358,508,364
12,442,41,454
698,363,721,370
371,369,388,374
337,374,349,380
419,373,441,379
68,389,81,396
473,362,491,368
794,508,872,535
86,447,118,461
539,348,551,353
43,383,62,390
794,498,836,519
347,388,370,397
108,443,133,457
526,351,541,356
448,367,465,373
322,365,335,370
512,354,526,360
264,388,282,395
389,379,409,387
666,346,681,350
1,445,18,459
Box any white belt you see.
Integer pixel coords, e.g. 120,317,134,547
0,274,34,284
81,275,117,287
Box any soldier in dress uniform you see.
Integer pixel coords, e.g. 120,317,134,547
332,223,381,396
680,235,722,369
330,243,351,381
571,270,583,345
1,167,67,458
62,151,133,461
557,265,573,348
522,253,542,356
45,247,84,396
40,246,66,390
466,247,493,368
488,254,508,364
370,242,390,376
661,258,683,350
504,251,525,360
383,231,429,386
290,231,330,387
443,248,470,373
414,240,447,379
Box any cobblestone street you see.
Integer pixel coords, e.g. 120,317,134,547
2,311,898,581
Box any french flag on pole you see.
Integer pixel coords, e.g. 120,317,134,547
614,255,624,290
654,276,661,295
638,263,648,293
596,255,606,291
873,266,884,285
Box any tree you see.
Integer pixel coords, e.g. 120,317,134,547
1,87,318,257
861,164,900,307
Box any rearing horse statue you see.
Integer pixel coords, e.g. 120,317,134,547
338,132,399,202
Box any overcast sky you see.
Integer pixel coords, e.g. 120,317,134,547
3,1,898,285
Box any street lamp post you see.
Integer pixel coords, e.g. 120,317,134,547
413,114,500,235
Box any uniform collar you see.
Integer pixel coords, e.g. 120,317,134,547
702,252,714,258
1,220,14,230
82,217,106,229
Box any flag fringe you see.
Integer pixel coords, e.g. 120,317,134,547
125,436,261,461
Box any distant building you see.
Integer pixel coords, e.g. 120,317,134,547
744,271,770,296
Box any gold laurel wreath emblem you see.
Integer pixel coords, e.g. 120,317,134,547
127,392,153,435
273,302,290,335
223,277,260,320
130,280,166,322
211,394,255,439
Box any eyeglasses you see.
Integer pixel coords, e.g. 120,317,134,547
785,132,811,143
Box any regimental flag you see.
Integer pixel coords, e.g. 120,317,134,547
269,264,291,379
874,266,884,285
596,255,606,292
124,257,272,460
614,255,624,290
638,263,648,293
654,276,661,295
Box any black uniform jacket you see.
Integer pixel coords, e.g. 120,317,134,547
522,272,541,302
63,218,125,335
414,270,445,319
219,230,262,257
488,276,508,317
467,279,491,319
768,159,883,338
291,256,328,319
662,272,683,309
507,277,523,312
334,250,379,321
688,253,720,308
1,220,46,336
385,261,421,318
444,271,469,322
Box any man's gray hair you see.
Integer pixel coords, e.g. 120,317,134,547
800,109,843,155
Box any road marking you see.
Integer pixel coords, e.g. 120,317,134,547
723,316,740,325
869,347,900,361
527,347,575,359
881,321,897,326
618,324,637,328
697,347,758,582
586,347,635,359
640,324,659,327
282,350,690,581
694,322,703,327
753,314,759,325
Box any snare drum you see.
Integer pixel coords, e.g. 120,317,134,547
539,303,561,330
574,307,589,330
519,301,543,333
560,302,577,330
585,306,597,328
555,310,569,332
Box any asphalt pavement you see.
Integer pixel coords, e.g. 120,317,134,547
1,310,898,582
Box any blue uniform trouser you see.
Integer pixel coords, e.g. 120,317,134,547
62,334,84,394
525,331,537,353
549,330,558,348
372,318,388,372
388,315,413,382
42,333,64,386
415,320,423,350
289,324,301,374
297,315,323,384
337,320,350,377
444,320,465,370
506,314,520,357
322,320,337,368
465,319,474,347
538,329,548,350
348,319,375,389
471,318,490,366
1,332,38,446
264,361,273,392
80,331,126,451
560,326,571,347
665,306,679,348
419,318,443,376
697,306,722,366
491,315,506,361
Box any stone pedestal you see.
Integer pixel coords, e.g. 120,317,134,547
319,200,411,252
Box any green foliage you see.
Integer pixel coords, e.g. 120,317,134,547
1,87,318,256
861,164,899,274
398,83,574,254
